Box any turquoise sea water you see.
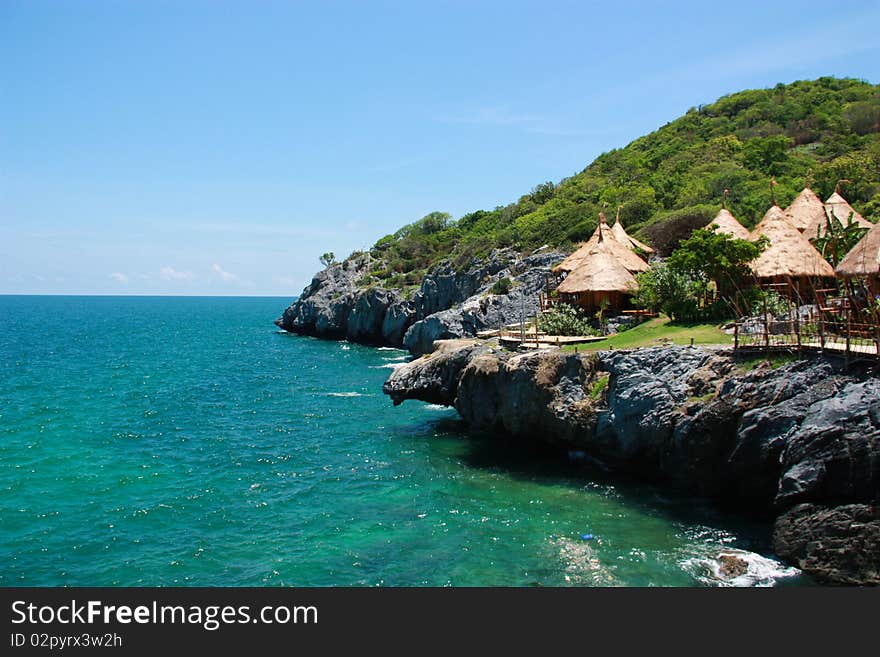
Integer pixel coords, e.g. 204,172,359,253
0,296,805,586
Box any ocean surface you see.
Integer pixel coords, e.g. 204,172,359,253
0,296,806,586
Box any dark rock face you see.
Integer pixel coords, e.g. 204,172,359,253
382,340,490,407
380,300,416,346
383,343,880,584
454,350,599,446
773,504,880,585
277,248,565,353
596,347,711,465
275,254,403,344
776,379,880,509
402,249,565,356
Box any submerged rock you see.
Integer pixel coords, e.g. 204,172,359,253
717,554,750,579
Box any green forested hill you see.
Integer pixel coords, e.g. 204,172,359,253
360,77,880,287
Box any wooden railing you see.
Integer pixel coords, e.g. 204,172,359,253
733,306,880,361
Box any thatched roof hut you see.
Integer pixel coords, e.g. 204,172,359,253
749,205,835,280
556,246,639,295
825,192,874,230
836,219,880,280
707,208,750,240
784,186,827,236
556,234,639,309
553,212,649,275
612,208,654,254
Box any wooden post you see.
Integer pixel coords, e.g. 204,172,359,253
874,315,880,359
734,320,739,350
845,299,851,367
762,289,770,349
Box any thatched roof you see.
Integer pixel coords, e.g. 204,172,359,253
556,236,639,295
825,192,874,230
612,211,654,254
552,229,602,273
784,187,827,236
749,205,835,279
836,220,880,278
552,212,649,274
707,208,750,240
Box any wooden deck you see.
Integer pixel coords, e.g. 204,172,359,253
477,322,609,349
498,334,608,349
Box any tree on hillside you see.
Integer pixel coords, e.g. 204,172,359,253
666,227,766,301
319,252,337,267
634,263,703,322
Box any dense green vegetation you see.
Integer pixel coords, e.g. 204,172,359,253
634,228,768,321
353,77,879,288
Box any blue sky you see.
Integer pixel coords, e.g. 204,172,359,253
2,0,879,295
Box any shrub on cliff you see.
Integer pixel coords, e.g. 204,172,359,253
489,278,512,295
539,303,598,336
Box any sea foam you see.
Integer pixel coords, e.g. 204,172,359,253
680,548,800,587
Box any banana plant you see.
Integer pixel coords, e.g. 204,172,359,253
810,208,869,267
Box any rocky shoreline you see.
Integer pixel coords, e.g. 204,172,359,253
279,252,879,585
383,342,880,585
275,248,565,354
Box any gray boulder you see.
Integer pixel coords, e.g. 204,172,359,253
773,503,880,585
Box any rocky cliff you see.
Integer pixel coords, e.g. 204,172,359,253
383,343,880,585
275,248,565,353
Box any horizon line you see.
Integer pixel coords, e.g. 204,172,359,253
0,293,298,298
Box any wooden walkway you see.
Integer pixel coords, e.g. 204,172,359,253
498,334,607,349
734,322,879,361
477,322,607,349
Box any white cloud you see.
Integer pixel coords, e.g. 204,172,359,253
159,266,194,282
211,263,238,282
109,272,129,283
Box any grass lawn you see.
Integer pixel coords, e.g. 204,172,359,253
561,316,732,352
